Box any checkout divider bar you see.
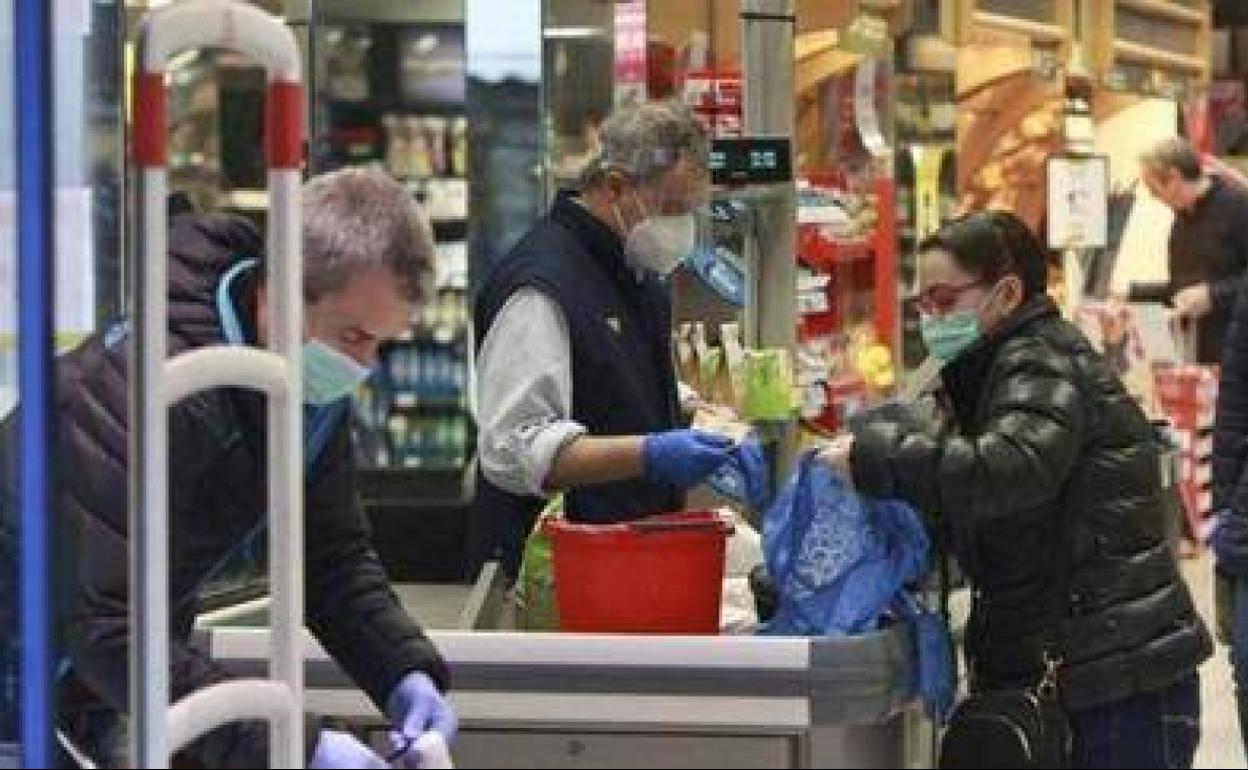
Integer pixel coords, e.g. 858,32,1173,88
131,2,304,767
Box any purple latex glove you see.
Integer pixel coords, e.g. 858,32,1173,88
309,729,388,769
385,671,458,768
642,429,735,489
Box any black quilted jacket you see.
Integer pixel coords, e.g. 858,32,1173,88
0,211,448,766
850,296,1210,710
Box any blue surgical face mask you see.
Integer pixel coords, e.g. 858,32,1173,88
918,285,1001,363
919,311,982,362
303,339,371,405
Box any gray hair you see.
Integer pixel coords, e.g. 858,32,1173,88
302,165,434,304
580,100,709,188
1141,137,1203,181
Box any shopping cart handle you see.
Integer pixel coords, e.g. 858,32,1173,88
167,680,295,751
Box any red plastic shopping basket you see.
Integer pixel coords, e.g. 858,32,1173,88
543,511,734,634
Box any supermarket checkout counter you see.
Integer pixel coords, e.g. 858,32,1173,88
197,565,937,769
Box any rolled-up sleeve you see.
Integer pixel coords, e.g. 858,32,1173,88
477,288,586,497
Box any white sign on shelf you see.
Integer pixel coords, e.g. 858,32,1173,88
1133,302,1181,365
1047,154,1109,250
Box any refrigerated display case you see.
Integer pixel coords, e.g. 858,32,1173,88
305,5,473,487
295,2,477,583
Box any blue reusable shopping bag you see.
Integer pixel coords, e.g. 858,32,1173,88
760,450,954,721
761,450,930,635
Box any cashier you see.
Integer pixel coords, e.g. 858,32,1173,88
474,100,736,575
0,168,454,768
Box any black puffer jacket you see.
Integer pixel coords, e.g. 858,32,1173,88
1215,281,1248,523
851,296,1210,711
0,212,448,766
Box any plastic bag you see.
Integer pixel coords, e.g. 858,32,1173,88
720,509,765,634
706,435,771,513
761,451,929,635
515,496,563,631
894,592,956,723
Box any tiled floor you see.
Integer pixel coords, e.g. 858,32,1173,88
1185,554,1246,768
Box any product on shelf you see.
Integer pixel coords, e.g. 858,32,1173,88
682,69,743,139
325,26,371,103
425,116,449,176
408,116,434,179
721,323,747,413
742,348,796,422
450,116,468,177
383,114,408,177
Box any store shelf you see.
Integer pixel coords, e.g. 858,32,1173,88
221,188,269,211
1113,39,1206,73
795,31,860,96
975,11,1068,44
391,393,468,410
798,230,874,272
358,464,472,506
1116,0,1205,26
903,34,957,74
393,327,469,346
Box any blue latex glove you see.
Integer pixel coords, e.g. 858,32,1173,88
642,429,735,489
309,729,388,769
707,436,771,512
386,672,458,768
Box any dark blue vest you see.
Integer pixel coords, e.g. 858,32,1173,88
471,191,683,574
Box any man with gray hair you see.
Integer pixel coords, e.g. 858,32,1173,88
473,100,742,577
0,166,455,767
1129,136,1248,363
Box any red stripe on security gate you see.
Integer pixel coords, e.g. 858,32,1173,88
132,72,167,168
265,81,304,170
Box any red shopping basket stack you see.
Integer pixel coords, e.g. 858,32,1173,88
1154,364,1218,541
543,511,734,634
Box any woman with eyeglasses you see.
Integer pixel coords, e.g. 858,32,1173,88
822,210,1211,768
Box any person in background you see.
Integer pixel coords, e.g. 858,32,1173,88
0,167,455,768
1210,270,1248,756
1128,136,1248,364
823,211,1211,768
472,100,737,577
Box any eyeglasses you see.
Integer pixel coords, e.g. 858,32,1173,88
912,279,992,315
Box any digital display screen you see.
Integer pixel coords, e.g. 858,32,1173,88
709,138,793,186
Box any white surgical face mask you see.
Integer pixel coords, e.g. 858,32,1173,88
616,192,696,276
303,339,371,405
